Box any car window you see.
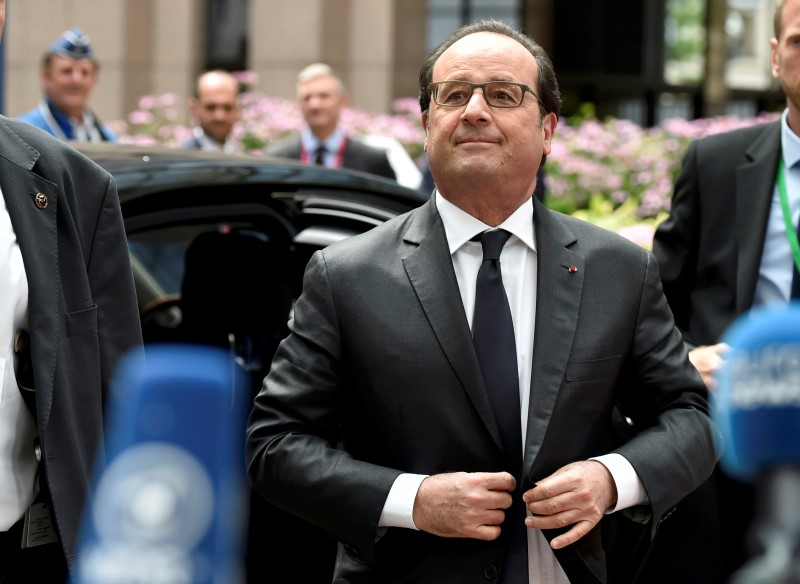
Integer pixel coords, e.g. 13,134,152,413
129,239,188,295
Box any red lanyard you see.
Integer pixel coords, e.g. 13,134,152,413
300,138,348,168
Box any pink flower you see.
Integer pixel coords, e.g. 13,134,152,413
128,110,154,125
616,224,655,249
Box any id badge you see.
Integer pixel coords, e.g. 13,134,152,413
20,502,59,548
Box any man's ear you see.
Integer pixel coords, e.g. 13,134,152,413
541,112,557,156
422,113,428,152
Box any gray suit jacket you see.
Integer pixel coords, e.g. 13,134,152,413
247,196,717,583
267,134,397,181
0,116,142,567
653,121,781,346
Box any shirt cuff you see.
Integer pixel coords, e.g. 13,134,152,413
378,473,428,530
591,453,648,513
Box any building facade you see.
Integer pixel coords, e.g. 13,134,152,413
1,0,785,127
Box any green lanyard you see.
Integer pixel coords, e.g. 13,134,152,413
777,158,800,275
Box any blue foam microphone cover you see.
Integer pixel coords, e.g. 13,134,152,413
714,304,800,483
75,344,249,584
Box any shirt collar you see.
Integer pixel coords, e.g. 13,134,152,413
301,126,345,154
192,126,238,154
44,98,75,138
781,109,800,169
435,190,536,254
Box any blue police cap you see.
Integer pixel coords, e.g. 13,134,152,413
48,27,96,61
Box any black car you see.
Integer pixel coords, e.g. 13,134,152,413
74,143,425,363
73,142,427,582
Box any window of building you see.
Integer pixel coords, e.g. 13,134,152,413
664,0,706,86
724,0,775,91
426,0,522,53
205,0,249,71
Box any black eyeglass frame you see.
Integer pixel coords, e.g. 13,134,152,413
430,80,544,109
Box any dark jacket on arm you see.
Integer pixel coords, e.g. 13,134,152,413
0,116,143,570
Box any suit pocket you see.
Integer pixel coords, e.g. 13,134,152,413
66,305,98,337
565,355,621,382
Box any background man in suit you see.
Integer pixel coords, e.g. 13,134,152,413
267,62,397,181
651,0,800,580
181,70,240,153
17,27,116,142
0,4,142,581
248,19,718,584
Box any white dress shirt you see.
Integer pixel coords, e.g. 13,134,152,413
379,191,647,583
192,126,238,154
0,187,38,531
754,109,800,306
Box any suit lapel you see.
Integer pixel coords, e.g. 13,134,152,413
524,200,583,477
0,118,61,429
340,137,355,170
401,198,587,468
736,121,781,312
401,198,505,453
523,203,609,583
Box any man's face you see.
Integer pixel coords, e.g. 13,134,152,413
41,54,98,117
772,0,800,113
297,74,346,139
422,32,556,195
191,76,240,143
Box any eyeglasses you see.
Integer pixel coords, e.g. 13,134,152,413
430,80,543,109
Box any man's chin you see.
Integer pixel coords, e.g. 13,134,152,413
452,157,499,178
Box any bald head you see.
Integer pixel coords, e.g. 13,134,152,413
190,70,240,143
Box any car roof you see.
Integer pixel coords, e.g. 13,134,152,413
72,142,428,206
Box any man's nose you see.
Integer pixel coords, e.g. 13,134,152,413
460,88,491,123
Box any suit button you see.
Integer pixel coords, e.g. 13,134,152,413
483,564,498,580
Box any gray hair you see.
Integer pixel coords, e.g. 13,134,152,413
297,63,347,95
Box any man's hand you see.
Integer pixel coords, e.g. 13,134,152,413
523,461,616,550
688,343,730,391
412,471,516,540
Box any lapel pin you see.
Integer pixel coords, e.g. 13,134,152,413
568,265,578,273
33,193,48,209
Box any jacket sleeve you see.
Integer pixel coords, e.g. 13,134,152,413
614,251,720,535
652,142,702,344
246,249,402,563
88,174,143,407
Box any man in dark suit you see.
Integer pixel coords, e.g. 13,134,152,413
651,1,800,580
248,19,717,584
0,3,142,580
267,63,397,180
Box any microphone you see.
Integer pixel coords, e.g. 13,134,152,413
74,344,250,584
714,304,800,583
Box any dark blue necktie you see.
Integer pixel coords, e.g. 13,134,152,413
472,229,527,583
314,146,326,166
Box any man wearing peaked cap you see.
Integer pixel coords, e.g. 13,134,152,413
17,27,116,142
